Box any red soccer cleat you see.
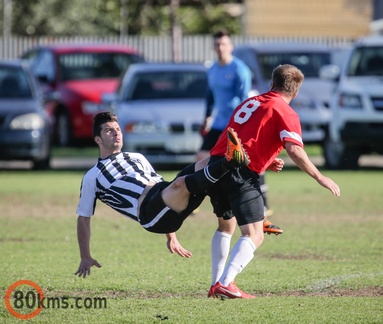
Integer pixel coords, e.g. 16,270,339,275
211,281,256,299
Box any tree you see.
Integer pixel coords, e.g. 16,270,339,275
3,0,242,36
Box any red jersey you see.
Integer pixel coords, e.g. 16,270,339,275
210,91,304,174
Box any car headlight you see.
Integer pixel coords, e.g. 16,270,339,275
124,121,161,133
290,97,316,110
338,93,363,109
9,113,45,130
82,101,107,114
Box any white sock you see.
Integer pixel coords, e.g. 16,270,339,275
211,231,232,286
220,236,256,286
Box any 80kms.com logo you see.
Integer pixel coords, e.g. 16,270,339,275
4,280,107,320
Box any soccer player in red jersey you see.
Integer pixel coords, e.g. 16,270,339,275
208,64,341,299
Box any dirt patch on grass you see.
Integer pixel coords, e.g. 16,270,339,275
54,286,383,299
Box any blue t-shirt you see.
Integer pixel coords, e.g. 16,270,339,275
207,56,251,131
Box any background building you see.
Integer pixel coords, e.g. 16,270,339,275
243,0,375,38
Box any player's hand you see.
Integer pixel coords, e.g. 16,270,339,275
317,176,341,197
268,158,284,173
75,257,102,278
200,117,212,137
166,234,192,258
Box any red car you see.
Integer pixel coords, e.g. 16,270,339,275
21,44,145,146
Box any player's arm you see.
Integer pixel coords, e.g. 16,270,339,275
201,88,214,136
285,141,340,196
166,233,192,258
75,216,101,278
205,88,214,119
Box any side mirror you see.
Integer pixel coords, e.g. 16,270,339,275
100,92,119,112
319,64,340,81
101,92,118,103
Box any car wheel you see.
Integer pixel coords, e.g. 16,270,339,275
56,110,71,147
32,156,51,170
324,138,359,169
32,139,51,170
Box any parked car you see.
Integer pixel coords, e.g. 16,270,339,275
320,35,383,169
20,43,145,146
103,63,208,165
233,42,334,144
0,60,52,169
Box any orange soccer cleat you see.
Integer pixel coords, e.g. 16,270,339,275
263,216,283,235
225,127,250,167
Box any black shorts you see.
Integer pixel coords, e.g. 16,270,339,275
200,129,223,151
208,157,264,226
139,182,205,234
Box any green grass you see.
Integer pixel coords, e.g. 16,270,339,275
51,144,322,159
0,169,382,323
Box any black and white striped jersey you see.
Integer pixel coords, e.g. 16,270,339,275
76,152,164,221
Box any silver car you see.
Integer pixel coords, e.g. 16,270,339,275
0,60,52,169
233,42,335,144
105,63,207,166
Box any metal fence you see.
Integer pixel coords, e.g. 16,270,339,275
0,35,354,62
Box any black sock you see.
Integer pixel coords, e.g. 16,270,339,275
184,158,229,194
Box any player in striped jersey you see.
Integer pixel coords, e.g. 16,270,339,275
75,111,249,278
208,64,341,299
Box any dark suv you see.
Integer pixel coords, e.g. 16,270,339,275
21,44,145,146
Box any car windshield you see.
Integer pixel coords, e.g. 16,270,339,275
0,66,32,99
258,52,331,78
347,46,383,76
58,52,144,81
124,70,207,100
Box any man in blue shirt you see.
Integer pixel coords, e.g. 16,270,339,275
195,30,283,297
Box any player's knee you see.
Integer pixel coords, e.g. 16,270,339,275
171,177,188,194
217,217,236,234
246,233,264,249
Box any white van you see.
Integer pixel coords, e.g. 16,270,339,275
321,36,383,169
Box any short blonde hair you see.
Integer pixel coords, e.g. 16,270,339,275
271,64,304,97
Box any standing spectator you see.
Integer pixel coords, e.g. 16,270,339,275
208,64,341,298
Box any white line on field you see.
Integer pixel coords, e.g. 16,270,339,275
305,272,383,292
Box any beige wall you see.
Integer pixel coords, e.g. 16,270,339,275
244,0,373,38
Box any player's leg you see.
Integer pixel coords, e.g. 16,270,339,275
209,216,236,297
211,170,263,299
260,172,283,235
162,128,249,212
212,221,262,299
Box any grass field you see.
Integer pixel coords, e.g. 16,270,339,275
0,167,382,323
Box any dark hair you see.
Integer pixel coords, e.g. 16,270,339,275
92,111,118,138
213,29,230,39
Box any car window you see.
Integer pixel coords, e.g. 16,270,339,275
0,66,32,99
58,53,144,81
347,46,383,76
258,52,331,78
124,71,207,101
26,50,55,82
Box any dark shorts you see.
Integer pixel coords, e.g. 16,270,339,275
200,129,223,151
139,182,205,234
208,156,264,226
